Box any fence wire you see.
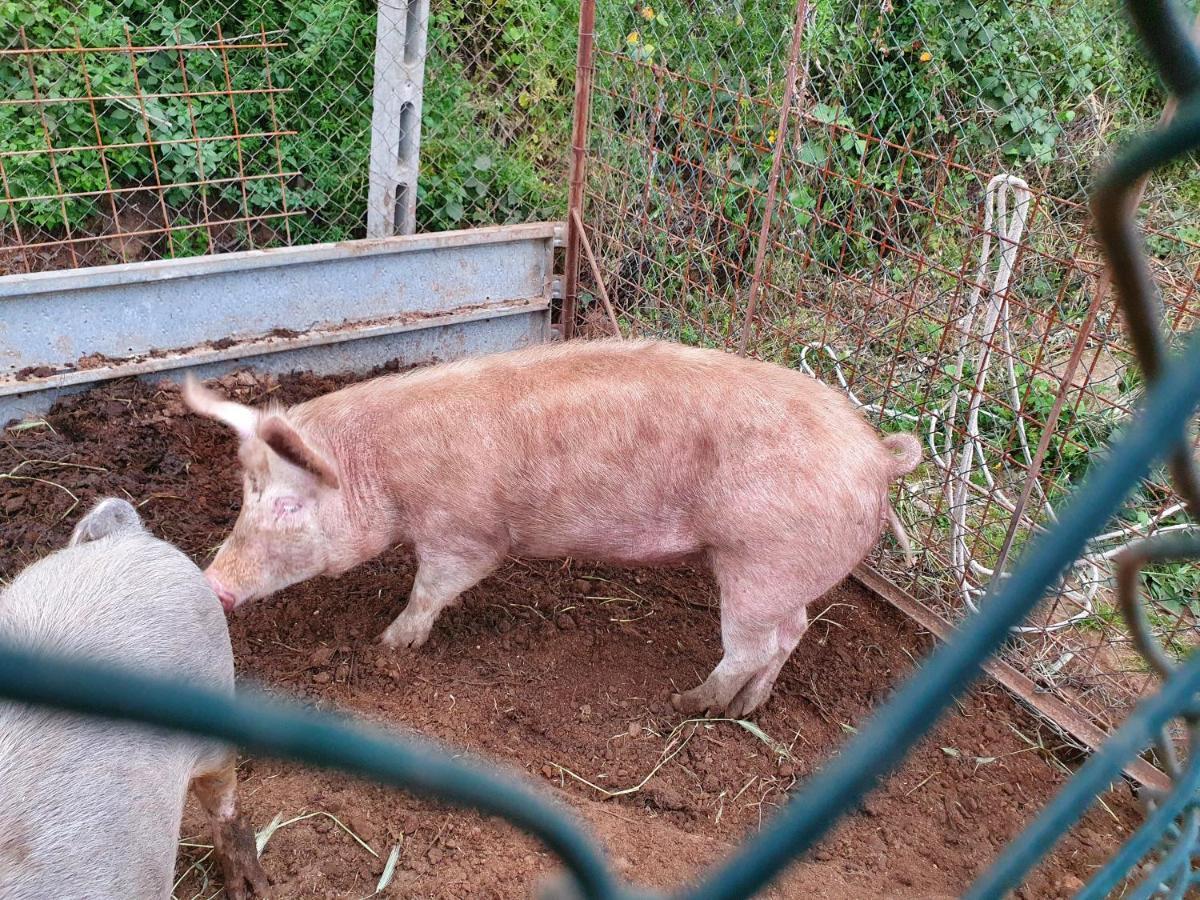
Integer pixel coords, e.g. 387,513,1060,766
0,0,574,273
3,0,1200,896
2,0,1200,881
574,0,1200,741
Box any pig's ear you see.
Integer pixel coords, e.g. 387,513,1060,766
182,374,258,441
258,416,340,489
69,497,144,546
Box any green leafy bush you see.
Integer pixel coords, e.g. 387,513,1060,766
0,0,1191,274
0,0,575,251
588,0,1172,291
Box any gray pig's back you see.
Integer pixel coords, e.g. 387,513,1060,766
0,532,233,899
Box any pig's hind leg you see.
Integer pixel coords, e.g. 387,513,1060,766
191,753,270,900
724,604,808,718
380,547,501,649
672,559,814,718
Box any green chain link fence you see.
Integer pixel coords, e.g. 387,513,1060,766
2,0,1200,897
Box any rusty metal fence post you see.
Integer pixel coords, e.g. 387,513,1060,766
561,0,597,339
735,0,809,356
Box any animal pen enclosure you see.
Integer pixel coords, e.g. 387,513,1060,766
568,0,1200,754
2,0,1200,897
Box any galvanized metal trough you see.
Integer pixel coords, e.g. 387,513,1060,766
0,222,561,424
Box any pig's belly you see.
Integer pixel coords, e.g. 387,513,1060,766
509,521,706,567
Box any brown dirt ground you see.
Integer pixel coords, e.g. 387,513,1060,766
0,366,1145,900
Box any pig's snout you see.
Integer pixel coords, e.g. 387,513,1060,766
204,571,239,613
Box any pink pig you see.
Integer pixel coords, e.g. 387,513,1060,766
185,339,919,716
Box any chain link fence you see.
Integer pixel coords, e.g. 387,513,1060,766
0,0,575,274
2,1,1200,894
4,0,1199,759
575,0,1200,739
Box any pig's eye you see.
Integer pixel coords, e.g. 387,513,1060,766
273,496,303,518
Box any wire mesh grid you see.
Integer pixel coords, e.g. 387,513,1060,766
0,24,297,272
576,0,1200,736
4,0,1197,749
0,0,576,273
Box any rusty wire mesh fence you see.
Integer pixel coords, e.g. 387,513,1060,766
6,0,1200,753
576,0,1200,738
0,0,575,274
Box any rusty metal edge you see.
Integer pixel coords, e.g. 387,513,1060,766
852,563,1172,793
569,208,622,336
736,0,809,356
0,297,548,398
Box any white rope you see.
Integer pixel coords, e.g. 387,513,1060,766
799,173,1196,635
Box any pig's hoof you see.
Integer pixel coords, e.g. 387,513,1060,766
214,818,271,899
724,680,772,720
672,687,717,717
724,694,761,720
379,620,431,650
223,865,271,900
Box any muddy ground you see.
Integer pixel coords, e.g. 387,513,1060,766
0,366,1143,899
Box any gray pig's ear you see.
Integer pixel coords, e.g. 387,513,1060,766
258,416,340,489
182,374,259,441
69,497,144,547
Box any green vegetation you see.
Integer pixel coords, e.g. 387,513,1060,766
2,0,1193,264
0,0,577,248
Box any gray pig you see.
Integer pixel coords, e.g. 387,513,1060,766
0,498,268,899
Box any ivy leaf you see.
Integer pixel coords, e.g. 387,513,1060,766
811,102,841,124
798,142,828,166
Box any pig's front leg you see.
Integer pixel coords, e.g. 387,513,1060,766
192,754,270,900
380,549,500,649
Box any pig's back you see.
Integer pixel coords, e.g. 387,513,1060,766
316,340,896,563
314,338,889,474
0,531,233,687
0,533,232,899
